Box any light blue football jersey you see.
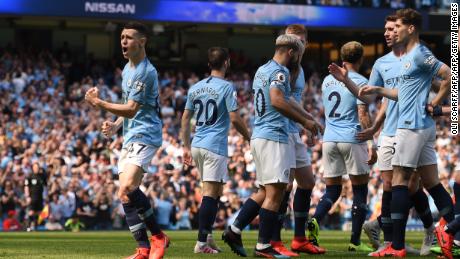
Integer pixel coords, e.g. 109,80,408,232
288,67,305,134
368,51,400,137
397,44,443,129
251,60,291,143
121,57,162,147
322,71,367,143
185,76,238,157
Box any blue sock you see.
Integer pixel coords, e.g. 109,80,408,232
381,191,393,242
391,185,410,250
198,196,218,242
313,185,342,224
127,188,162,236
410,189,433,229
294,188,312,237
258,208,278,245
233,198,260,231
350,184,368,246
271,191,290,242
123,202,150,248
428,183,454,223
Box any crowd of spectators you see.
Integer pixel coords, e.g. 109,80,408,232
0,45,457,234
219,0,453,11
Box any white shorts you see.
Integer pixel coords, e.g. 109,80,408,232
288,133,311,169
322,142,370,178
191,147,228,183
392,126,437,168
377,135,396,171
251,138,292,187
118,142,157,174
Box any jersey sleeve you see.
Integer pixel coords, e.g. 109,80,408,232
415,46,444,76
368,63,384,87
269,69,289,96
184,88,194,111
127,70,153,105
225,84,238,112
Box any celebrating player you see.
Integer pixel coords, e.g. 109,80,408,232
307,41,377,253
331,9,453,258
85,21,169,259
223,34,320,258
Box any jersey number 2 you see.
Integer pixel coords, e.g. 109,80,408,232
194,99,218,126
328,91,341,118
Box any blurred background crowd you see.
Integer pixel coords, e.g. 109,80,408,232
0,44,457,233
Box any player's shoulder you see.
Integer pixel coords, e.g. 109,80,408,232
349,71,368,84
323,74,335,83
144,59,158,76
375,51,397,65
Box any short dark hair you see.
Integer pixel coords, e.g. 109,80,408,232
385,14,397,22
340,41,363,64
396,8,422,31
123,21,151,39
208,47,229,70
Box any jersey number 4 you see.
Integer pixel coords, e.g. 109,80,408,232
194,99,218,126
328,91,341,118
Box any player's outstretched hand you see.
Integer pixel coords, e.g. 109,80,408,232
328,62,348,83
101,120,116,137
85,87,99,106
367,146,378,165
356,127,375,141
426,103,443,116
183,147,192,166
358,86,377,97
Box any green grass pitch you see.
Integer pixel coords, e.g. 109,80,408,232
0,230,428,258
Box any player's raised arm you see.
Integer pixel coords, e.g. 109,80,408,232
358,85,398,101
85,87,141,118
328,63,375,104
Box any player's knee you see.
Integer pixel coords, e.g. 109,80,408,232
118,185,136,203
408,179,420,194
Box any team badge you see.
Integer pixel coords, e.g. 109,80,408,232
127,79,132,87
404,62,411,70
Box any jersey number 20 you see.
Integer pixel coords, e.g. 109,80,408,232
194,99,218,126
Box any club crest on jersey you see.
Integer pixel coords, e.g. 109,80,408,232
276,72,286,83
404,62,411,70
127,79,132,87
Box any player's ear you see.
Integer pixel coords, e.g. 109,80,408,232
408,25,415,34
139,37,147,48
